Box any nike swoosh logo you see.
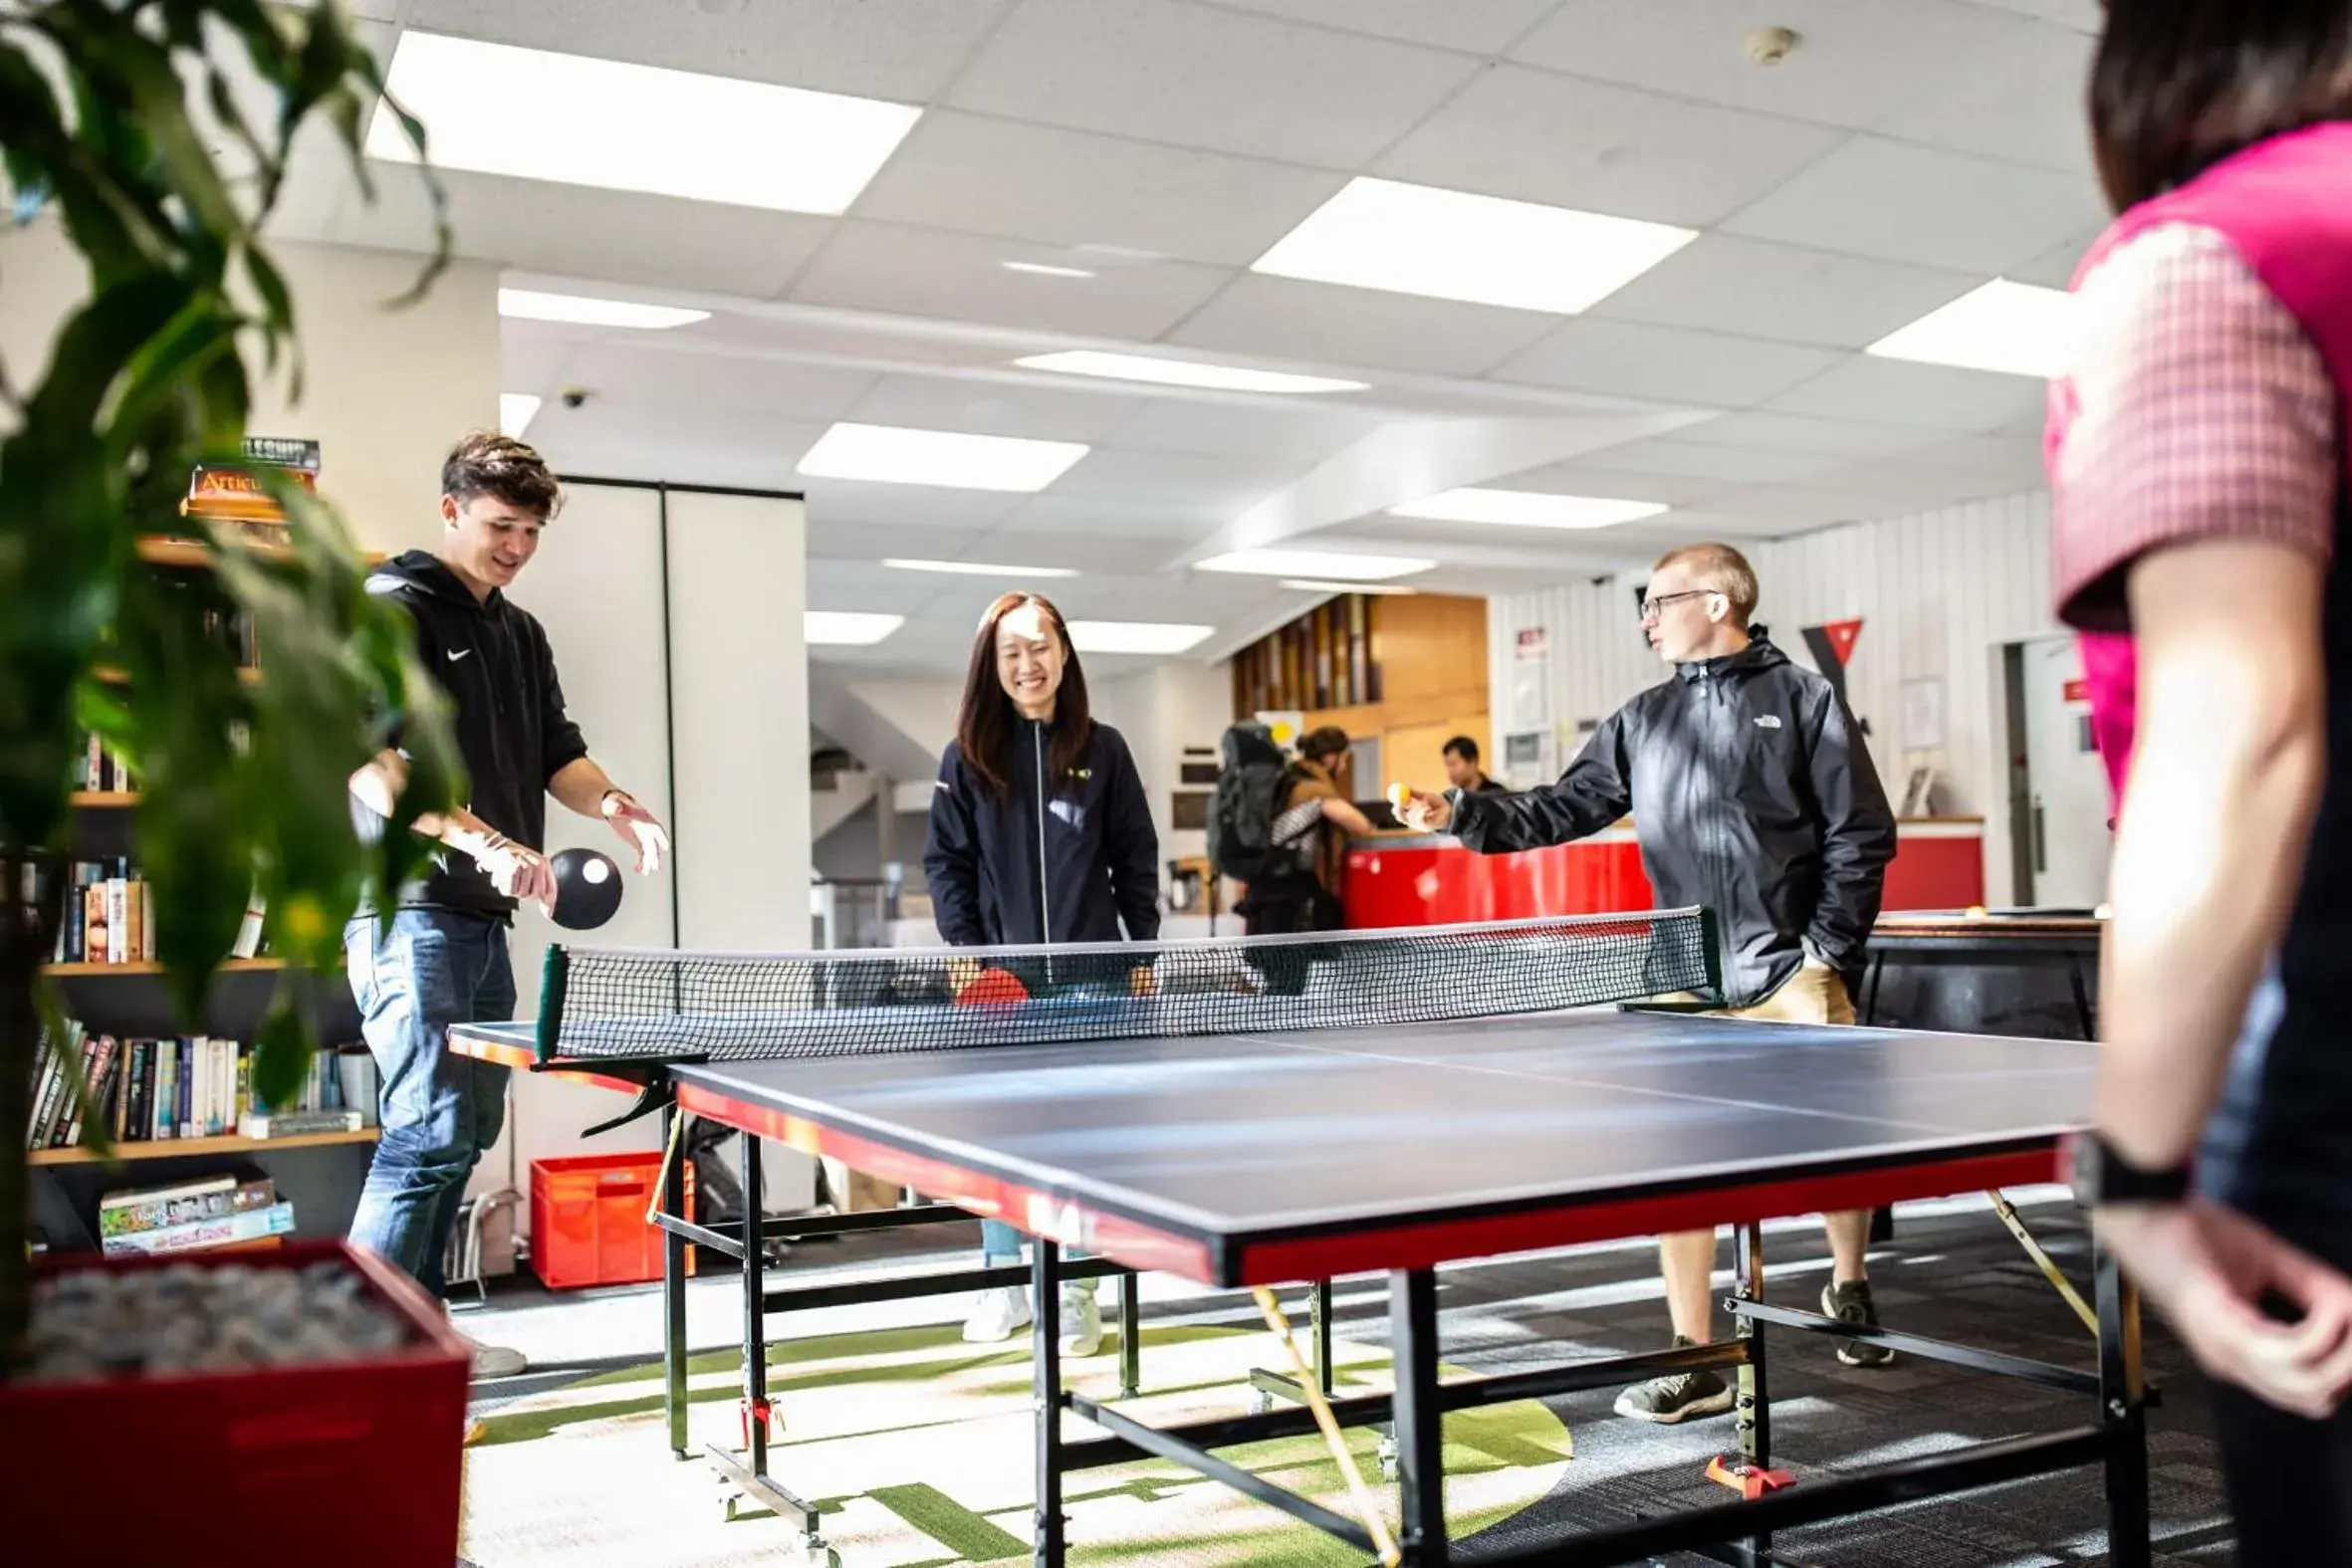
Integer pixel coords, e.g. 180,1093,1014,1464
446,648,472,662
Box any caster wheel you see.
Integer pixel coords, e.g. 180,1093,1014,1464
1377,1434,1399,1483
803,1540,839,1566
1248,1389,1276,1416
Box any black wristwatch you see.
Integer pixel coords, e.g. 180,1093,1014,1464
2065,1129,2193,1209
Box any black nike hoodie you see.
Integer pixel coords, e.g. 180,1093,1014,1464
357,550,589,919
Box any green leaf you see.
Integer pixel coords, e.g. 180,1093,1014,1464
250,996,311,1114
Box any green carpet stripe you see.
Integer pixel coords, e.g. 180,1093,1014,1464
869,1482,1032,1562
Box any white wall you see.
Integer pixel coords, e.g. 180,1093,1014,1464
1492,492,2063,903
0,218,499,546
845,677,964,762
1092,660,1234,874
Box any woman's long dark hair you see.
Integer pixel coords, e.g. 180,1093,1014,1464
2091,0,2352,212
955,591,1094,797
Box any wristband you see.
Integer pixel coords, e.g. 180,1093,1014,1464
2065,1129,2194,1209
599,789,632,818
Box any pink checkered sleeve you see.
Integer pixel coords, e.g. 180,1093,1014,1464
2050,223,2337,633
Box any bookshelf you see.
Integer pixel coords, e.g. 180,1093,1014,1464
30,1127,378,1168
43,958,284,978
31,523,382,1256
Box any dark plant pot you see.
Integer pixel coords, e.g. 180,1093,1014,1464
0,1238,470,1567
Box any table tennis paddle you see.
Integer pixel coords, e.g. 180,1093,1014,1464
953,966,1031,1007
549,846,624,930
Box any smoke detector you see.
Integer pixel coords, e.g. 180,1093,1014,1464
1747,26,1800,66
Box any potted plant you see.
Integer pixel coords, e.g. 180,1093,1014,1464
2,2,476,1558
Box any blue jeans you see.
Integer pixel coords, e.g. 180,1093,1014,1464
345,908,516,1296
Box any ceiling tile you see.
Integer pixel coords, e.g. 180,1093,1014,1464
1046,448,1304,510
1559,438,1847,484
1375,65,1844,229
1871,20,2096,175
1490,320,1846,407
1719,135,2108,273
2006,226,2105,290
803,483,1039,535
400,0,1016,103
946,0,1480,168
558,341,878,424
1108,398,1386,462
1764,356,2050,430
788,222,1234,338
1664,410,1949,458
1586,235,1980,349
848,372,1151,444
971,530,1201,573
1485,462,1728,507
1966,0,2101,32
334,165,833,296
534,421,831,493
1166,275,1557,377
997,494,1234,537
849,112,1347,266
1510,0,2037,130
1195,0,1562,53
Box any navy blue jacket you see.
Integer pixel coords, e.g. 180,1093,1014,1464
1452,633,1894,1008
924,720,1161,947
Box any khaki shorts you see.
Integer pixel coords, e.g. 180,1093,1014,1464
1705,957,1857,1027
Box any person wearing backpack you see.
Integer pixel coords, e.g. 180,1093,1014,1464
923,590,1159,1355
1226,725,1374,937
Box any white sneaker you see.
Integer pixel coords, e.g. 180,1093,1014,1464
467,1339,528,1380
962,1284,1032,1343
1058,1283,1103,1358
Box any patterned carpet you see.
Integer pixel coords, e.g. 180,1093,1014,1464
454,1188,2234,1566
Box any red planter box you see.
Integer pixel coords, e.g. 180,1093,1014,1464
1344,821,1987,929
532,1150,695,1290
1,1239,469,1568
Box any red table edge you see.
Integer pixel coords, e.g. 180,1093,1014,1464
448,1028,649,1098
676,1080,2064,1290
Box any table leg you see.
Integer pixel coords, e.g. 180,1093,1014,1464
1034,1240,1066,1568
1735,1220,1771,1561
2067,956,2097,1041
2097,1240,2151,1568
1391,1268,1448,1566
1313,1278,1334,1398
1118,1269,1141,1401
663,1100,690,1460
740,1131,769,1481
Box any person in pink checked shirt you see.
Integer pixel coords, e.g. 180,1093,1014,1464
2044,5,2352,1562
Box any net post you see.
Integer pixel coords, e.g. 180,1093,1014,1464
1698,907,1726,1004
535,944,570,1064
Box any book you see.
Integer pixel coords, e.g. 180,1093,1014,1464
100,1173,276,1239
102,1200,296,1257
235,1108,364,1139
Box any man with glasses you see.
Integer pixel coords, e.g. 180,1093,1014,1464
1397,542,1898,1423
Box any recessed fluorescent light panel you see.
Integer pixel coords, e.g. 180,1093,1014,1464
1866,279,2079,378
366,32,920,214
1065,621,1215,655
499,393,542,439
1195,550,1434,580
881,559,1078,578
805,611,903,646
498,289,708,330
1391,489,1667,530
1002,262,1097,279
1016,350,1367,395
798,423,1089,493
1253,177,1697,315
1280,578,1418,596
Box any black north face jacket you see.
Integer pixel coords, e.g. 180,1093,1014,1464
925,719,1161,948
1450,633,1895,1008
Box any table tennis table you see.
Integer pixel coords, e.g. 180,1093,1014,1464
1862,908,2106,1038
452,910,2149,1568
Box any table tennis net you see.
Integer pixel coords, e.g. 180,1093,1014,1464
531,908,1718,1062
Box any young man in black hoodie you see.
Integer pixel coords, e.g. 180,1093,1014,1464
346,433,668,1378
1398,542,1898,1423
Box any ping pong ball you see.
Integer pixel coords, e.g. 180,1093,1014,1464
1388,783,1410,807
584,858,611,885
1965,905,1988,918
2094,902,2113,920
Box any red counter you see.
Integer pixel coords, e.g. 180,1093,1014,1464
1342,820,1985,929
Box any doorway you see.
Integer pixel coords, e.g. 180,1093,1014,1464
2002,634,2112,906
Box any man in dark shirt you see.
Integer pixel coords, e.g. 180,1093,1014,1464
1400,543,1897,1424
1441,735,1509,795
346,433,668,1378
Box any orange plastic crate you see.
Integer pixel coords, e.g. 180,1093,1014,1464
530,1151,695,1290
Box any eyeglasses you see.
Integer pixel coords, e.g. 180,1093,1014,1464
1638,589,1711,622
